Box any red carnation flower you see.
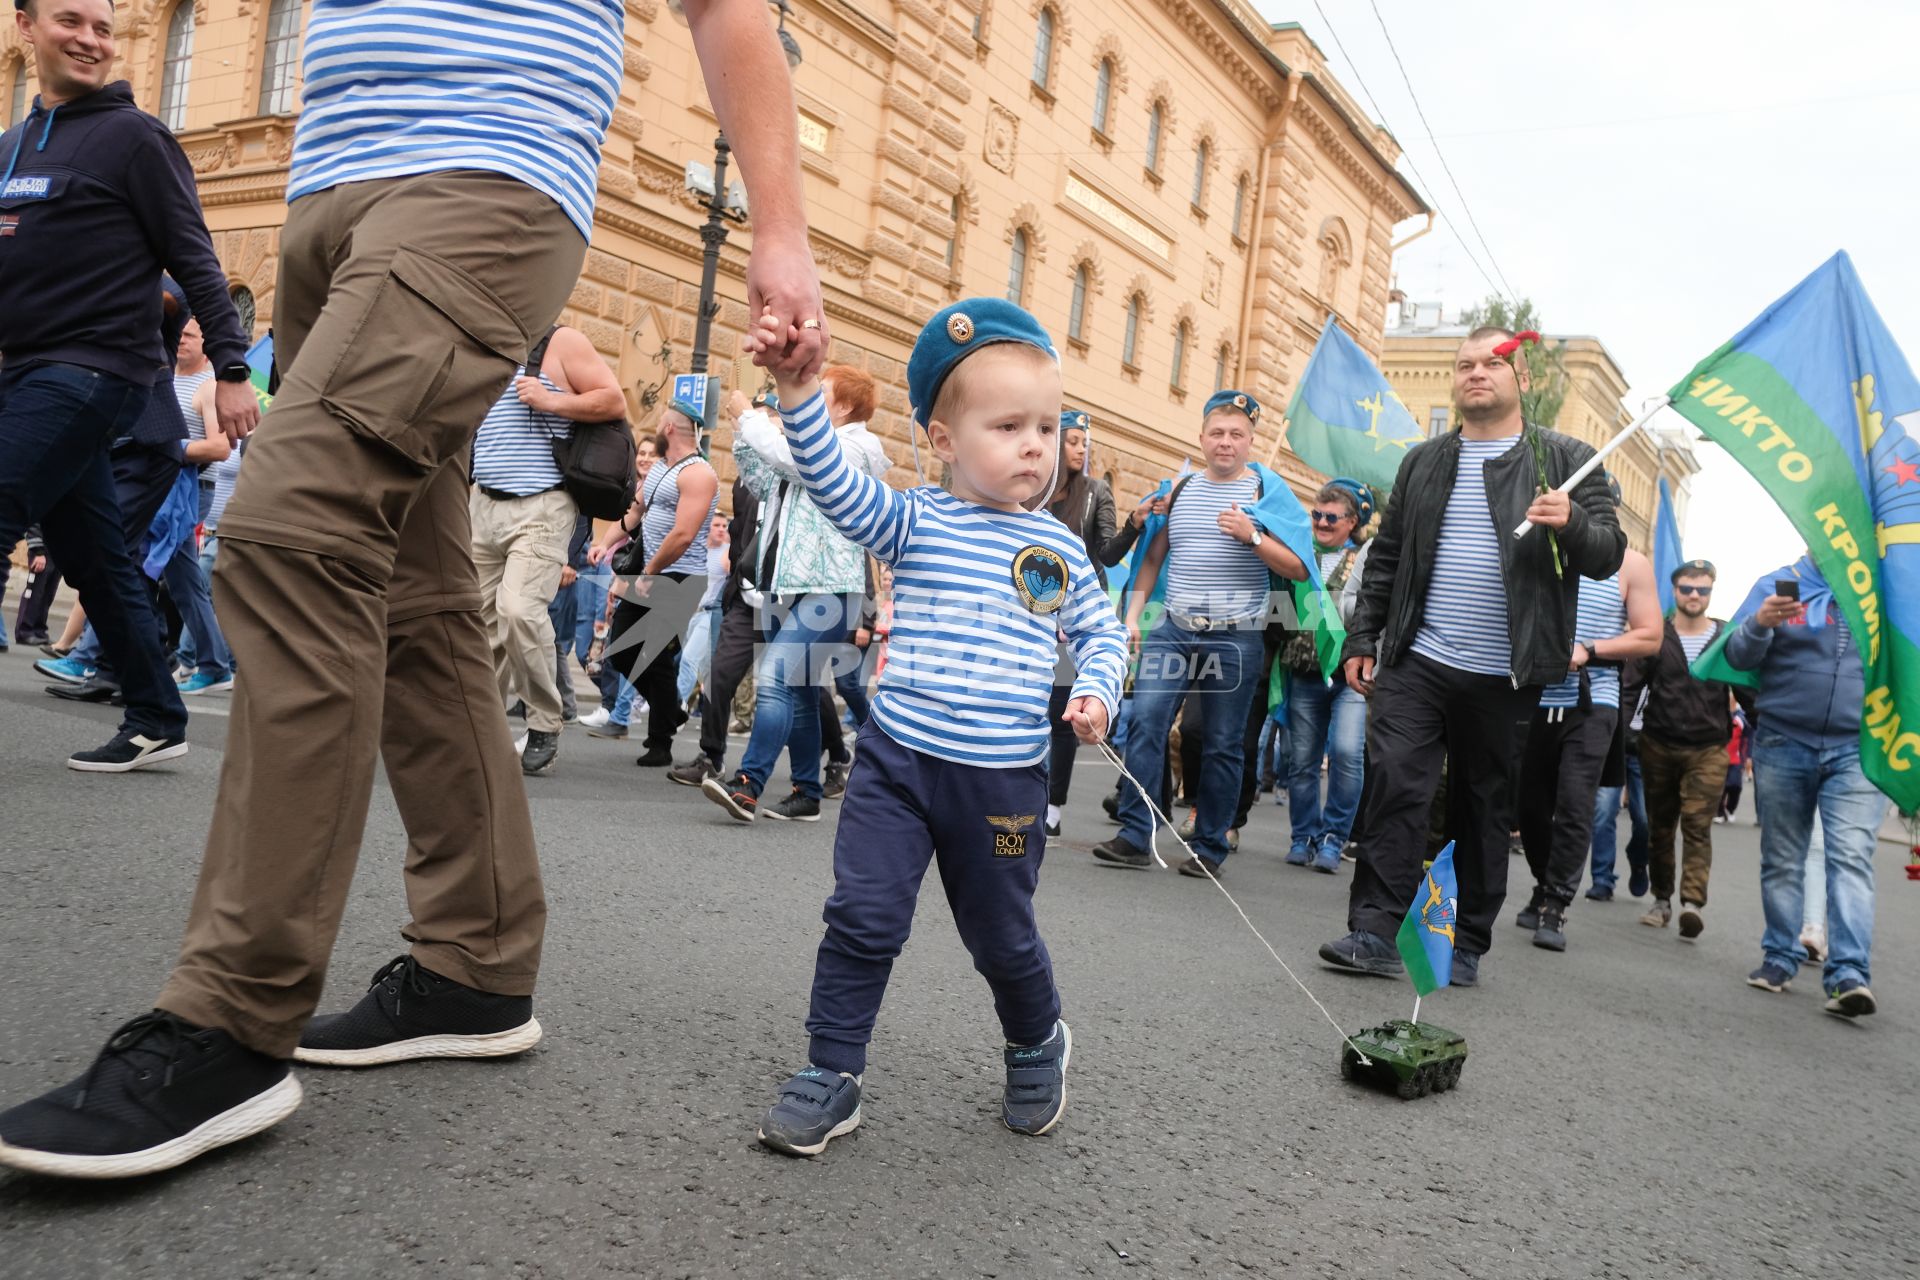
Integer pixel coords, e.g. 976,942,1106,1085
1492,330,1542,358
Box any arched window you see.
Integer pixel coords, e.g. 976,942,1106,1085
1214,343,1230,393
230,284,257,338
1190,141,1208,207
1007,228,1029,304
6,59,26,127
159,2,195,132
1122,294,1143,367
1030,7,1054,91
944,192,963,268
1232,175,1248,239
1092,58,1113,134
1145,102,1163,174
257,0,303,116
1068,264,1089,342
1171,322,1189,388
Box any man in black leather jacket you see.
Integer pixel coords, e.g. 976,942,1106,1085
1319,327,1626,987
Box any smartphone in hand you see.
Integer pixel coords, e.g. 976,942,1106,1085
1775,578,1800,601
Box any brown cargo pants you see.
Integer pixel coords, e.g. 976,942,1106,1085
156,171,584,1057
1638,732,1725,908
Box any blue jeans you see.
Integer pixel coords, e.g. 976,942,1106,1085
739,593,854,800
1752,730,1886,990
0,363,184,737
1287,677,1366,854
1119,620,1265,865
1590,751,1649,893
163,535,232,679
571,570,607,663
677,600,720,704
836,661,872,727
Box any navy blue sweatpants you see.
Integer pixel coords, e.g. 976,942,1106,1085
806,719,1060,1075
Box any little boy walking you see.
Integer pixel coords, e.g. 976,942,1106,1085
742,298,1128,1155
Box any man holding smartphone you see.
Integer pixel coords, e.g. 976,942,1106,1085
1624,559,1742,939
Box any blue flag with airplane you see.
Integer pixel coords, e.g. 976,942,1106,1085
1283,316,1423,494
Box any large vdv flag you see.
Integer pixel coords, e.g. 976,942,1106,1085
1283,316,1423,495
1667,251,1920,810
1653,477,1684,616
1395,840,1457,997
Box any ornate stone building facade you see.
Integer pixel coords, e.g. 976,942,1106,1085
1,0,1424,504
1381,316,1698,554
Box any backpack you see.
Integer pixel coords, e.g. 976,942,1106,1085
527,326,638,521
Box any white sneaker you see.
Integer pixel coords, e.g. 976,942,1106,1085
578,707,611,729
1678,902,1705,941
514,733,529,755
1800,923,1827,964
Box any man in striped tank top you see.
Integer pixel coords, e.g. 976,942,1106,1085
0,0,832,1179
470,323,625,777
1321,327,1625,988
1514,522,1661,952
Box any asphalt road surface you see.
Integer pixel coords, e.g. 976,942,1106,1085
1,647,1915,1278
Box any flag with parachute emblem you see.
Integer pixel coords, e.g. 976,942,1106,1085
1283,316,1423,495
1667,251,1920,811
1395,840,1457,997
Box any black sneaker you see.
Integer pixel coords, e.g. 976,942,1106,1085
668,756,719,787
1532,903,1568,952
1177,854,1221,880
634,746,674,767
521,729,559,776
68,729,188,774
48,675,124,705
1091,835,1151,868
701,772,759,822
1451,951,1481,987
1318,930,1404,978
1515,887,1545,932
764,789,822,822
758,1067,862,1157
295,956,541,1067
0,1011,300,1179
1101,791,1120,823
822,761,850,799
1003,1020,1071,1136
1045,817,1061,838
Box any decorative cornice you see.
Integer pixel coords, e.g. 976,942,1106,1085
1294,100,1419,221
1147,0,1283,112
1068,238,1105,293
1030,0,1074,46
1144,78,1177,135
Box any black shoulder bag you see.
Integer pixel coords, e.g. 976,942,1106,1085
527,326,638,521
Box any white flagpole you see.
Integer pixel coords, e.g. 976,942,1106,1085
1411,995,1421,1026
1511,395,1672,540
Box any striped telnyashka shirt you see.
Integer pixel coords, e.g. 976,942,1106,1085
1163,473,1268,620
472,370,569,495
779,391,1127,768
288,0,624,239
1410,436,1523,677
641,453,716,578
1539,570,1626,709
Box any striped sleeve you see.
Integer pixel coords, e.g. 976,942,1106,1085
780,391,914,563
1060,545,1129,721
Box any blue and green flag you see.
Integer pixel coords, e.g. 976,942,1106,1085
1668,250,1920,810
1395,840,1457,997
1653,477,1684,616
1283,316,1422,495
245,333,275,414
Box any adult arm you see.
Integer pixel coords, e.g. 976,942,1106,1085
1593,548,1662,661
1725,614,1780,672
519,327,625,422
682,0,826,378
643,463,719,577
181,379,232,465
734,407,797,482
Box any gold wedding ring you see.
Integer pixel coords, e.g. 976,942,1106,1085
800,318,821,330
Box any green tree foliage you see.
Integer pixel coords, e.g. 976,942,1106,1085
1459,296,1569,428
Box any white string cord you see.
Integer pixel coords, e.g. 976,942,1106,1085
1094,739,1372,1065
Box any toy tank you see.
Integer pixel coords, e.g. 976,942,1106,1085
1339,1019,1468,1099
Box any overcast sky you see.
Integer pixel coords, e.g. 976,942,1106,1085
1255,0,1920,606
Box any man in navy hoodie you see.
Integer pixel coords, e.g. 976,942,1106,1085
0,0,258,771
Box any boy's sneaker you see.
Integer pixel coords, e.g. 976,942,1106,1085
1318,930,1403,977
295,955,542,1066
822,761,850,799
1090,835,1150,868
1747,963,1793,994
68,729,188,774
668,756,719,787
34,655,95,683
763,789,822,822
758,1067,862,1156
1824,979,1876,1019
702,772,759,822
177,671,235,695
1639,899,1672,929
1003,1020,1071,1136
1678,902,1705,940
0,1011,301,1179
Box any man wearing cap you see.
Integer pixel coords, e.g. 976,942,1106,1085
1094,389,1310,879
470,322,625,776
1624,558,1742,939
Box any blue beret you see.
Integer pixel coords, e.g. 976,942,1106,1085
908,297,1059,429
668,397,706,429
1061,409,1090,432
1327,477,1375,528
1203,389,1261,425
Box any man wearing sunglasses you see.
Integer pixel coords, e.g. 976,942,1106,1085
1624,559,1744,939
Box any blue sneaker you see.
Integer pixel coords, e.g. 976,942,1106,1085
1747,963,1793,994
758,1067,862,1156
1285,845,1313,867
1003,1020,1071,1136
1312,839,1343,874
1824,979,1876,1018
177,671,235,695
35,656,95,684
